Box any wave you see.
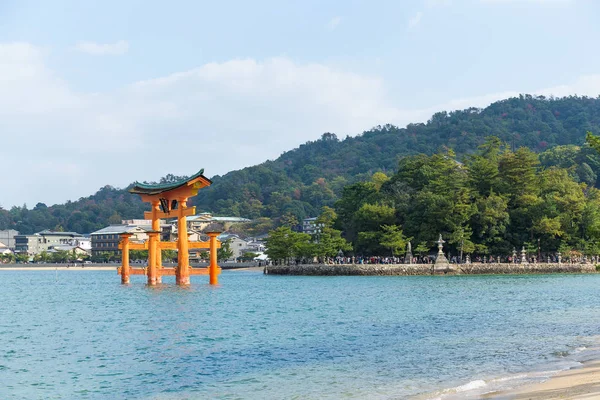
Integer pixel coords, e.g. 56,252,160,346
419,345,600,400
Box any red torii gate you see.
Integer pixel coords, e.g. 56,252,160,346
118,169,221,285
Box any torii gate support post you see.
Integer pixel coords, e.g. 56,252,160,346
150,200,163,284
147,231,159,286
120,233,133,284
176,197,191,285
207,232,221,285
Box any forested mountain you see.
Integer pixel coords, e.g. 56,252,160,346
2,94,600,235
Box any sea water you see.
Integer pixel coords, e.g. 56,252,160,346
1,270,599,399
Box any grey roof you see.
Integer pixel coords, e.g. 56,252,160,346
49,245,89,252
218,233,249,242
173,215,251,223
212,217,251,222
36,230,84,237
90,225,150,235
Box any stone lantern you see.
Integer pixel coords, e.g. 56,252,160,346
521,246,528,264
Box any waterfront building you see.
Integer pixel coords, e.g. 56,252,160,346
90,225,149,256
171,212,251,232
245,238,266,253
47,245,91,257
217,233,250,261
90,222,174,256
302,217,324,236
0,229,19,249
14,230,86,256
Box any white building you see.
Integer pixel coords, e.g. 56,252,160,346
0,229,19,249
217,233,250,261
169,213,251,233
90,225,149,256
302,217,324,236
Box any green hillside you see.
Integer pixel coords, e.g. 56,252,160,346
2,94,600,235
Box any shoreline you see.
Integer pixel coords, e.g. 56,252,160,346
0,266,117,271
267,262,597,276
0,265,264,272
417,344,600,400
485,359,600,399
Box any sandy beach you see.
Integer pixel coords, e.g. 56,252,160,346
486,361,600,399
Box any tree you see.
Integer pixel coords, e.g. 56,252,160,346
279,212,299,228
217,240,234,261
498,147,540,200
239,252,259,261
15,253,29,263
471,193,510,253
466,136,504,196
50,250,69,263
130,250,148,261
108,212,122,225
586,131,600,154
414,242,430,257
34,250,51,263
315,227,352,259
316,206,337,227
379,225,408,256
162,250,177,263
353,203,396,254
1,252,15,263
265,226,311,264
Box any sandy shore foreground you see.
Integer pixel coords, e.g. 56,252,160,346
486,361,600,399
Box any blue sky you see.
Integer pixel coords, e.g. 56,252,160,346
1,0,599,207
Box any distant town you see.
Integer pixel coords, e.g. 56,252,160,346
0,213,324,264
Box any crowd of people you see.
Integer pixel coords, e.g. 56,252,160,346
316,253,597,265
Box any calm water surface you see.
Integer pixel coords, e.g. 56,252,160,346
1,270,599,399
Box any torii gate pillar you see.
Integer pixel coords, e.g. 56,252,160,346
120,233,133,284
207,232,221,285
176,197,191,285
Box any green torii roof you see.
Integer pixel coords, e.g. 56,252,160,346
129,169,211,195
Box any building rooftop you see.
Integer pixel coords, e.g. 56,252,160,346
212,216,251,223
168,215,251,224
49,245,89,252
36,230,84,237
90,225,150,235
217,233,246,242
129,169,212,195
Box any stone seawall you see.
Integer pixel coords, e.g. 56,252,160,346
266,263,597,276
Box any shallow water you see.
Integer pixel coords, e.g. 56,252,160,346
1,271,599,399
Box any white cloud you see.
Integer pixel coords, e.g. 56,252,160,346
407,12,423,30
1,42,599,209
74,40,129,55
327,16,343,31
0,44,403,207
